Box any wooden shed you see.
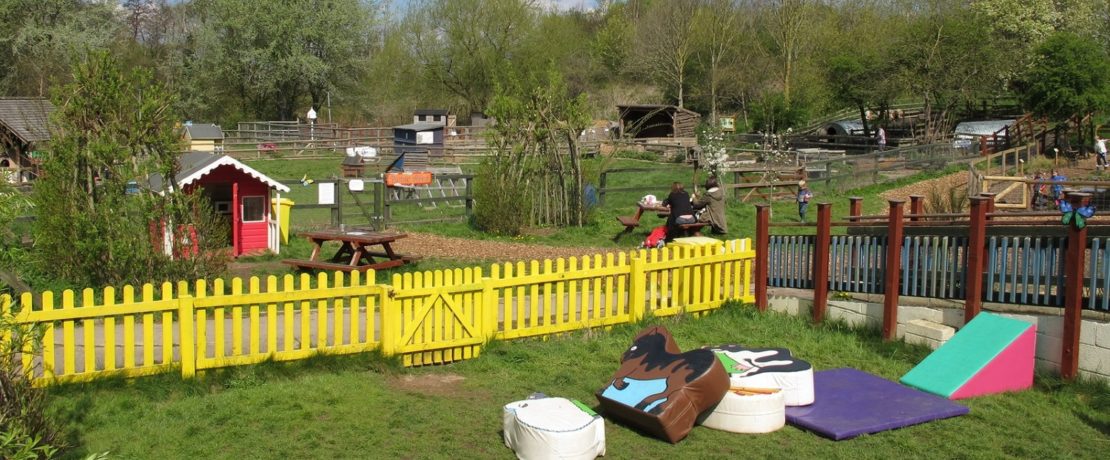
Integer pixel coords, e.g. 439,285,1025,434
393,122,444,157
0,98,53,184
182,123,226,153
413,109,455,127
617,104,701,139
151,153,290,256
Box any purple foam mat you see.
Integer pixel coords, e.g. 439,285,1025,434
785,368,969,440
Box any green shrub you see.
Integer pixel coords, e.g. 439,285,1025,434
472,158,529,236
0,296,63,459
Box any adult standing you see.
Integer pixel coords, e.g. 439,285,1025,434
692,176,728,234
797,180,813,222
663,182,696,241
1095,136,1107,170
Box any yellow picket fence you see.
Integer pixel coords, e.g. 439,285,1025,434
2,239,755,386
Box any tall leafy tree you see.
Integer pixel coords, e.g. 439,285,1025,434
632,0,698,107
0,0,120,96
1019,32,1110,121
34,52,227,287
190,0,376,121
405,0,536,116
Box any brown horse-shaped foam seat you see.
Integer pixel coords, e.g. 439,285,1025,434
596,326,730,443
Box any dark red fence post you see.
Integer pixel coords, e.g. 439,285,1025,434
813,203,832,323
965,197,989,323
883,200,905,341
848,197,863,222
755,204,770,312
981,193,996,221
909,195,924,222
1062,192,1090,380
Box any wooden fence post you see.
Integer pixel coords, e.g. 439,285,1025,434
909,195,924,221
883,200,905,341
380,275,399,356
848,197,863,222
965,197,989,323
178,294,196,379
813,203,832,323
629,251,647,322
981,193,996,221
1062,192,1090,380
483,265,499,341
755,204,770,312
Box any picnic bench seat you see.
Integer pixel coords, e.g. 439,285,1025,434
282,259,402,272
614,214,643,242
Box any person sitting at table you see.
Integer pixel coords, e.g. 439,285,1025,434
663,181,696,241
692,176,728,235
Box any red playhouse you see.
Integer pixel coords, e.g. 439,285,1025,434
154,152,291,256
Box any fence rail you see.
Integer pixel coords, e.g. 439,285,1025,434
3,240,755,386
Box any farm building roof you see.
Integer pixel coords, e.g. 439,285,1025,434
394,122,444,131
616,104,700,117
414,109,449,116
953,120,1015,138
183,123,225,140
0,98,54,143
149,152,289,193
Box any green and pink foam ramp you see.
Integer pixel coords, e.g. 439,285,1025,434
900,312,1035,399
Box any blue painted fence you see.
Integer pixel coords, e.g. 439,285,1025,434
768,234,1110,312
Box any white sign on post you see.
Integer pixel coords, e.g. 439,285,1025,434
318,182,335,205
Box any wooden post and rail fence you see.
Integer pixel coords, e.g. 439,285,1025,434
2,241,755,386
755,193,1100,379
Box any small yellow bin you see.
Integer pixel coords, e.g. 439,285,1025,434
271,197,295,243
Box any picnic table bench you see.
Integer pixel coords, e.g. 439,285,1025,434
283,229,420,272
614,203,707,241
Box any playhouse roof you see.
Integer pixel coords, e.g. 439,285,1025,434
183,123,225,140
394,122,444,132
150,152,289,193
0,98,54,143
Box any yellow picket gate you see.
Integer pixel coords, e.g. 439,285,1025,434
2,239,756,386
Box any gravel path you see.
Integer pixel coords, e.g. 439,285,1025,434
390,232,625,263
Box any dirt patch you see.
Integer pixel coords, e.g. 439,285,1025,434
387,373,473,398
391,233,623,263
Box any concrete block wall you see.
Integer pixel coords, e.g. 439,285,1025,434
764,296,1110,383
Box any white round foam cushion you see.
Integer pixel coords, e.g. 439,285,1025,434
702,389,786,434
503,397,606,460
710,346,815,406
729,367,814,407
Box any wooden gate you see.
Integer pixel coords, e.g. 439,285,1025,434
386,268,486,366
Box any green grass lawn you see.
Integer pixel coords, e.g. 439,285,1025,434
242,156,963,254
46,304,1109,459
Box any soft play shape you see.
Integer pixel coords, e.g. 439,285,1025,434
702,388,786,434
596,326,730,443
708,344,815,406
900,312,1035,399
785,368,969,440
503,396,606,460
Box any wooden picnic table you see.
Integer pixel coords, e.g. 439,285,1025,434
283,229,419,272
614,202,706,241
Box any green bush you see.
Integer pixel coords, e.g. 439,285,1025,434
472,158,529,236
0,296,63,460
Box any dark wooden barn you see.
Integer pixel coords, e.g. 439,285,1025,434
0,98,53,184
393,122,444,157
617,104,701,139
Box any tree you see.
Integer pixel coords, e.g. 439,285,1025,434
632,0,698,107
0,0,120,96
761,0,821,108
692,0,742,124
189,0,375,121
477,68,591,234
33,52,228,287
405,0,536,116
1019,32,1110,121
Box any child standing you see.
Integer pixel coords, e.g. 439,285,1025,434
797,181,813,222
